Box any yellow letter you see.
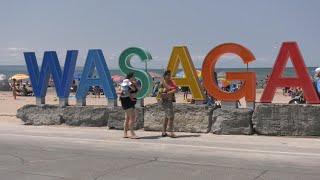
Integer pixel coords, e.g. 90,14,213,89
165,46,204,100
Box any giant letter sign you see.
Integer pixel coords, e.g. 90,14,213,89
24,50,78,105
76,49,117,106
202,43,256,102
166,46,205,100
260,42,320,103
119,47,153,99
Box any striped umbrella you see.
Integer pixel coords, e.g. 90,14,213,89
111,75,125,82
218,78,230,87
10,74,29,80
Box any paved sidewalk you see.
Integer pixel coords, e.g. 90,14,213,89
0,120,320,180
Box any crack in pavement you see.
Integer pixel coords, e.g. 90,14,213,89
7,154,26,165
253,170,268,180
27,155,82,163
151,159,320,177
0,169,71,179
9,143,155,163
0,153,25,166
94,157,158,180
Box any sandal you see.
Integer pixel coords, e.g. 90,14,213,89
129,135,140,139
161,133,168,137
169,133,177,138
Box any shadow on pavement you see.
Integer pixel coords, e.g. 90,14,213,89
140,134,201,139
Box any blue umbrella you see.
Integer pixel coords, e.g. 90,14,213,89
73,73,81,79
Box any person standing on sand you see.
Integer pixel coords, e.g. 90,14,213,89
12,78,17,99
158,70,178,138
265,74,269,84
182,86,189,101
117,72,140,139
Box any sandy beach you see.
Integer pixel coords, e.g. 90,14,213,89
0,88,291,118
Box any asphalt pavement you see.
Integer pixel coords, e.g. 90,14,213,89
0,120,320,180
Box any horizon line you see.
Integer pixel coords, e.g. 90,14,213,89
0,64,317,70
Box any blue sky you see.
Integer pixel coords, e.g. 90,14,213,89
0,0,319,69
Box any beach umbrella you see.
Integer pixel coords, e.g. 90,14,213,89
111,75,125,82
175,70,202,81
10,74,29,80
218,78,230,87
73,73,81,79
148,71,162,78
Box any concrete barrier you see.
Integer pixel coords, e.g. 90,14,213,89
16,103,320,136
143,103,210,133
252,103,320,136
107,107,144,130
211,108,253,135
17,105,64,125
63,106,108,126
17,105,143,129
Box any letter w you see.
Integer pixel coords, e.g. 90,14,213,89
24,50,78,98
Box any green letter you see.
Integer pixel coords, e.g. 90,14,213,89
119,47,153,99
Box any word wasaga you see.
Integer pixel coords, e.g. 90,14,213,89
24,41,320,106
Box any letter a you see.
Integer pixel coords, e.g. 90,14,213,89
166,46,205,100
76,49,117,106
260,42,320,103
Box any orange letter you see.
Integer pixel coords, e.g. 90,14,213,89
260,42,320,103
202,43,256,102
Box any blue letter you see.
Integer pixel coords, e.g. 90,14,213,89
24,50,78,105
76,49,117,106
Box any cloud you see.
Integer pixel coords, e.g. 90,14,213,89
0,47,279,69
7,47,28,51
221,54,239,60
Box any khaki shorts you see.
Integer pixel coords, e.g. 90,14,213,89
161,100,174,118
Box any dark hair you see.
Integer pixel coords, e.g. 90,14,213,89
163,70,171,77
126,72,134,79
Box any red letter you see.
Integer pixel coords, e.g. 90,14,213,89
260,41,320,103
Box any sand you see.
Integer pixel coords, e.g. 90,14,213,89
0,88,291,118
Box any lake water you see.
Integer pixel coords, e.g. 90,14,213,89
0,65,317,83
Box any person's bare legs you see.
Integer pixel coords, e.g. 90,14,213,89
162,117,168,136
126,108,139,139
168,117,176,137
123,111,130,138
129,109,136,136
